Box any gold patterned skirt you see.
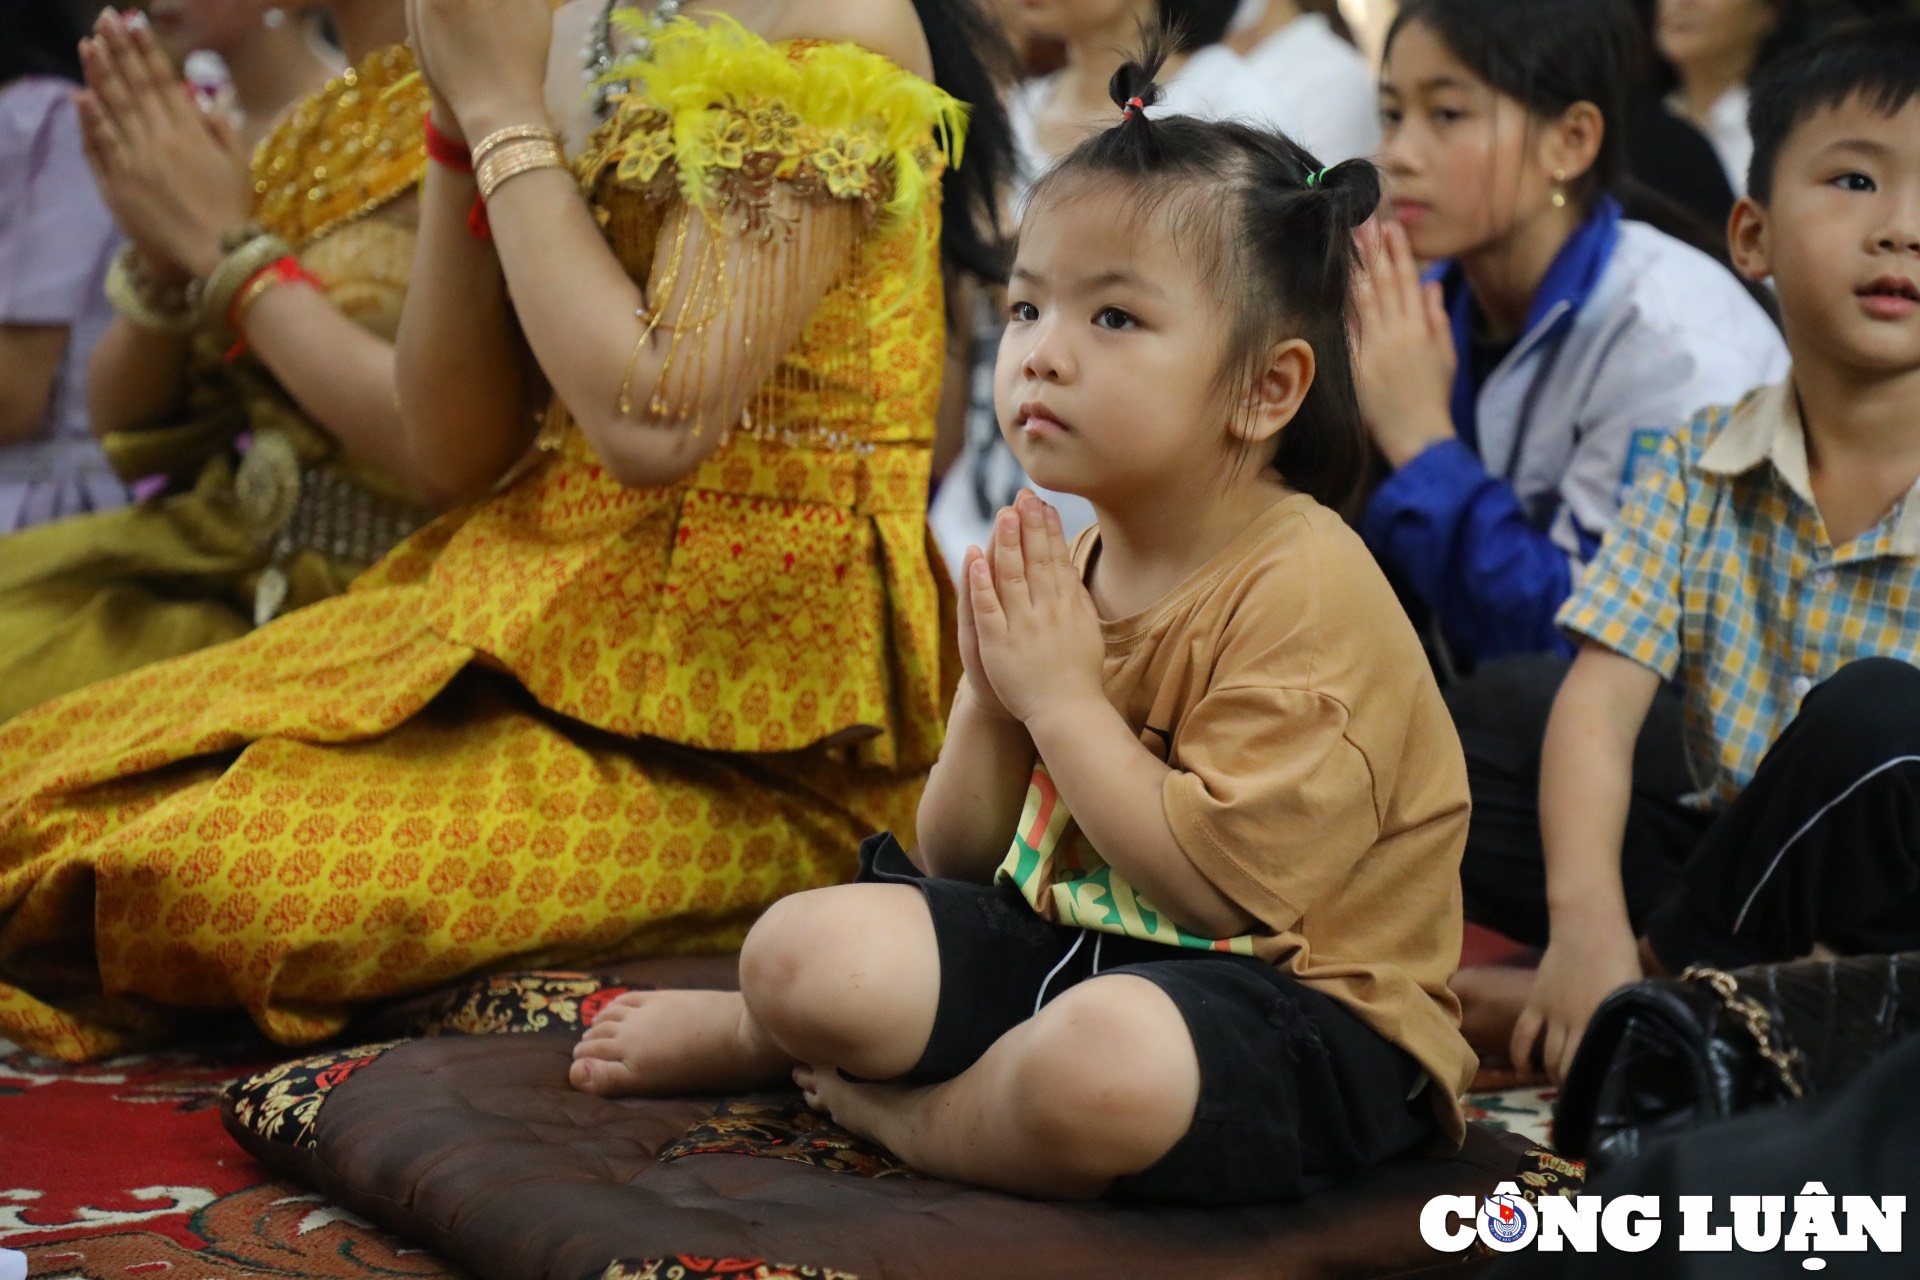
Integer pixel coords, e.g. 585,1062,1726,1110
0,579,926,1061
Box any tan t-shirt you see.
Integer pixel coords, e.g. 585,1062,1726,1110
992,494,1476,1141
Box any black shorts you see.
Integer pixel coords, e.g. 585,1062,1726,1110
857,834,1437,1205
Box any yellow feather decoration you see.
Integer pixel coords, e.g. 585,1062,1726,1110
594,13,968,234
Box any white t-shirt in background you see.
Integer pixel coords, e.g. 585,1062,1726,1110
1240,11,1381,164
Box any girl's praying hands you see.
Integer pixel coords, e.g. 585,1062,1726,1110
1351,219,1457,469
73,9,252,281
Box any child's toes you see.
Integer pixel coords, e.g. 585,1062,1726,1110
577,1017,620,1043
568,1053,647,1096
571,1031,627,1059
792,1063,830,1110
577,991,648,1037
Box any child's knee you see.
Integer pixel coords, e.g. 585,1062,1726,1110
1006,977,1198,1168
739,888,856,1021
739,884,933,1059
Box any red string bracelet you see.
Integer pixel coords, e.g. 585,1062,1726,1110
422,112,493,239
425,114,492,239
423,113,472,171
224,256,324,362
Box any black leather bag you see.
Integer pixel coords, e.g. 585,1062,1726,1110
1553,952,1920,1171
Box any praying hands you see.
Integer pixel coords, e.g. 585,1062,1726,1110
73,9,253,282
963,490,1106,728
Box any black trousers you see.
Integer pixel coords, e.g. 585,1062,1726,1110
1453,656,1920,970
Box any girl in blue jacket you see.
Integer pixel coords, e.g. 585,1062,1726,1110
1354,0,1786,677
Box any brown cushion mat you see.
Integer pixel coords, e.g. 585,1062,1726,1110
221,1020,1577,1280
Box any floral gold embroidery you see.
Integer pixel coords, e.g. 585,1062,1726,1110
578,17,958,254
814,133,877,200
225,1040,405,1149
710,115,753,170
749,104,800,155
616,128,677,186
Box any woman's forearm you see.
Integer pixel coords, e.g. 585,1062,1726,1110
236,285,412,473
393,151,534,506
480,162,663,473
87,316,194,438
465,100,860,491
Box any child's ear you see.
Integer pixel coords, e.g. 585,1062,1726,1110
1543,101,1605,191
1233,338,1315,449
1727,196,1773,283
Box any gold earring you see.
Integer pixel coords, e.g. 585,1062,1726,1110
1551,169,1568,209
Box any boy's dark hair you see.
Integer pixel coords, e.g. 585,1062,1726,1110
1746,16,1920,204
1023,38,1379,511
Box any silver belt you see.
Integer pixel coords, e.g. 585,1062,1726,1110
235,430,434,624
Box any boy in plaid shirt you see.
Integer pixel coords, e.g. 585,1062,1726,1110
1482,18,1920,1083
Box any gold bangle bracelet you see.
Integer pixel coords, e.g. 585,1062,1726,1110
217,222,266,254
196,233,294,331
105,244,196,334
476,139,567,202
230,268,285,329
470,123,560,169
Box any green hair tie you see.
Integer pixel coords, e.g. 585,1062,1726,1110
1306,167,1330,188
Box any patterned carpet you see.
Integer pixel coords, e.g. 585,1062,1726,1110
1,1031,1560,1280
0,1033,461,1280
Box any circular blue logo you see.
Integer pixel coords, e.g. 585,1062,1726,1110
1483,1194,1530,1246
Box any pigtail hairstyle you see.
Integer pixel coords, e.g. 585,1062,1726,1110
1025,50,1379,510
1107,35,1171,164
1253,154,1378,512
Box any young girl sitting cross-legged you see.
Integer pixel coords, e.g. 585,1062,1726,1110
569,49,1479,1205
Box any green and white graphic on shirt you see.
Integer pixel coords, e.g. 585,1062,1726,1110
994,764,1256,955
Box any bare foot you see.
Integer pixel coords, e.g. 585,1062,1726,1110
794,1062,1115,1200
1452,966,1538,1068
793,1062,919,1156
569,989,793,1097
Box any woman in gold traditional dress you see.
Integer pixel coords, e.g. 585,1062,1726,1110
0,0,438,721
0,0,1013,1059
